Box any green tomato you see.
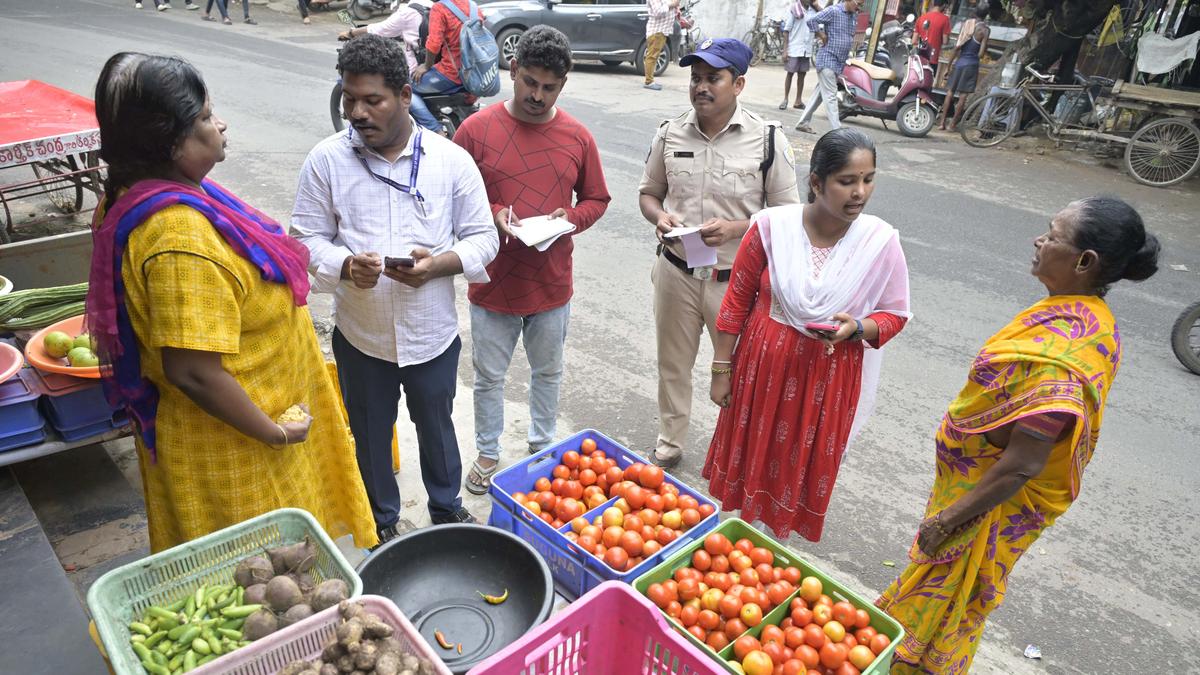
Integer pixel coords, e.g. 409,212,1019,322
44,331,74,358
67,347,100,367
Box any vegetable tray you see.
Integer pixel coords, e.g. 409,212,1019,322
633,518,904,674
88,508,362,675
487,429,718,599
191,595,450,675
466,581,721,674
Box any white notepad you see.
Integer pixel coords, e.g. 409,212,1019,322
512,215,576,251
662,226,718,268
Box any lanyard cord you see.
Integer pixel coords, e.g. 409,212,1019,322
350,127,426,203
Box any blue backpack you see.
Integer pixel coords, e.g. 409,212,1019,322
437,0,500,97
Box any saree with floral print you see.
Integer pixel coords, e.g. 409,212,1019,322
876,295,1120,674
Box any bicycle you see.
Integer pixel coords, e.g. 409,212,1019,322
958,65,1200,187
744,17,785,67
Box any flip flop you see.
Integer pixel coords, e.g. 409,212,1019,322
202,14,215,20
465,458,500,495
222,17,232,24
793,103,805,109
778,101,788,110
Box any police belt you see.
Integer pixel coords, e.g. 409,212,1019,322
656,244,732,282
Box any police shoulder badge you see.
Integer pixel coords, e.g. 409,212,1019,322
700,38,713,50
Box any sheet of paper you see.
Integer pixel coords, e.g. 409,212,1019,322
663,226,717,268
512,214,575,249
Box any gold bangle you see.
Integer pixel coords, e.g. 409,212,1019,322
711,366,732,375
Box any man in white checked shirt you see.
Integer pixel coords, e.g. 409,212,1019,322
643,0,679,90
292,35,498,542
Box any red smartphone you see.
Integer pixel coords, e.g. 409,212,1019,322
384,256,415,269
804,321,840,334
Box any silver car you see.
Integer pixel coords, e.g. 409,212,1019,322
480,0,682,77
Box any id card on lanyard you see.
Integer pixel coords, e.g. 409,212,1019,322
351,127,428,218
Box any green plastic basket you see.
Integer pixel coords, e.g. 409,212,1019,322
87,508,362,675
634,518,904,674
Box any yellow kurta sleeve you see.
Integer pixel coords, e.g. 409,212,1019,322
142,251,244,354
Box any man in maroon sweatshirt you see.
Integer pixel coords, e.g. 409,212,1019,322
453,25,611,494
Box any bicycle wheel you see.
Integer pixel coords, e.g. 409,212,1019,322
1124,118,1200,187
1172,300,1200,376
744,31,765,67
330,81,345,133
31,156,83,214
959,93,1021,148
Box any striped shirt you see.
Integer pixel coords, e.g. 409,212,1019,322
291,124,498,367
646,0,675,37
808,2,858,74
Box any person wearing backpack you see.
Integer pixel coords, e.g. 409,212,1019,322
339,1,438,131
410,0,499,132
637,38,801,470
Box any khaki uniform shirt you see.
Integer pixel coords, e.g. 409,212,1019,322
639,104,802,269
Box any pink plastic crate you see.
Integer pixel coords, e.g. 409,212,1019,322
191,595,451,675
467,582,723,675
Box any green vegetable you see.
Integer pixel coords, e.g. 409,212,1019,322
131,642,152,662
145,631,168,648
191,638,211,655
0,282,87,322
184,596,196,617
146,606,181,623
216,628,242,640
182,650,197,672
168,654,184,670
141,660,170,675
196,653,217,666
150,649,168,666
206,635,223,655
129,621,153,636
219,618,245,631
173,625,201,646
220,603,263,618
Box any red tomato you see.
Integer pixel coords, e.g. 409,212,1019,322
666,600,682,618
604,546,629,571
681,508,701,529
741,650,774,675
719,593,743,619
795,644,821,669
603,466,623,487
706,630,731,651
550,464,569,480
562,481,584,500
854,609,871,630
831,602,857,627
734,538,755,555
660,492,678,511
784,626,805,649
781,659,805,675
620,530,644,557
748,547,774,566
757,563,779,585
790,597,809,612
799,577,823,603
578,469,597,487
853,626,876,646
687,624,706,641
656,527,677,546
555,498,584,522
847,644,874,670
833,663,861,675
802,624,827,649
625,485,647,510
740,568,761,588
575,534,596,553
760,625,785,646
623,515,644,532
699,503,716,518
733,636,763,661
768,582,793,608
817,594,834,608
781,566,802,585
535,476,553,492
697,609,721,631
692,550,713,571
645,493,666,512
646,582,670,608
577,455,593,472
680,604,700,627
639,464,665,489
643,540,662,557
711,554,731,574
819,643,848,669
724,617,749,640
678,578,700,601
841,634,858,651
580,438,597,454
811,604,832,626
704,533,733,557
624,463,645,482
638,509,660,527
868,633,891,656
763,641,788,667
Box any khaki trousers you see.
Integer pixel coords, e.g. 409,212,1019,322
644,32,668,84
652,254,728,460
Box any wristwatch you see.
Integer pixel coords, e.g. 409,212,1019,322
852,319,864,341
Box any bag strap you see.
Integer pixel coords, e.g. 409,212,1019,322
438,0,471,23
759,123,777,197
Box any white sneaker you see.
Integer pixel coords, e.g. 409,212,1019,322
185,1,200,8
135,2,143,7
159,2,171,9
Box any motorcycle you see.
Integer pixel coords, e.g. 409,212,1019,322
836,17,938,138
679,0,703,56
348,0,398,22
332,14,477,137
1172,300,1200,375
853,18,907,73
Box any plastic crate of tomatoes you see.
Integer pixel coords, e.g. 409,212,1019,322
633,519,904,675
488,429,719,599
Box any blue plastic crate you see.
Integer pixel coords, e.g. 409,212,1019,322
40,381,119,430
0,371,43,436
41,398,129,441
488,429,718,599
0,421,46,452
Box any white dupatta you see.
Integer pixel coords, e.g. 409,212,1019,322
757,206,912,443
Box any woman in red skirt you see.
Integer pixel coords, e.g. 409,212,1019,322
703,128,911,541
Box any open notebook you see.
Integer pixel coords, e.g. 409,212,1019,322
512,215,576,252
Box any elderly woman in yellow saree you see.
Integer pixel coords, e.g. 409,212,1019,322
876,196,1161,674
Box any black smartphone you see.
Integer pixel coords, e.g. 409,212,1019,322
384,256,415,269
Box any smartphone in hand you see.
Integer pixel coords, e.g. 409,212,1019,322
804,321,840,336
384,256,415,269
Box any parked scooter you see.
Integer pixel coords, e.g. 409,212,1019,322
348,0,398,21
679,0,703,56
837,15,938,137
853,19,906,73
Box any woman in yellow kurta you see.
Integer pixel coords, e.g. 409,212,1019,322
877,196,1160,674
86,53,377,552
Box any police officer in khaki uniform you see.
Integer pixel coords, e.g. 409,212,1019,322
639,38,802,469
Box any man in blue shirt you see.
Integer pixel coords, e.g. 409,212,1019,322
795,0,862,134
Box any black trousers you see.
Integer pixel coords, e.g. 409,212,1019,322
332,329,464,527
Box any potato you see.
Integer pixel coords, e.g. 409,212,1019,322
311,579,350,612
266,575,304,613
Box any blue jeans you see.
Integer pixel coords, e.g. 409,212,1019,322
471,302,570,460
410,69,464,132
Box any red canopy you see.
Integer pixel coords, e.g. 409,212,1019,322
0,81,100,167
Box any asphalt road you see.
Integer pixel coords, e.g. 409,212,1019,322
3,1,1198,672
